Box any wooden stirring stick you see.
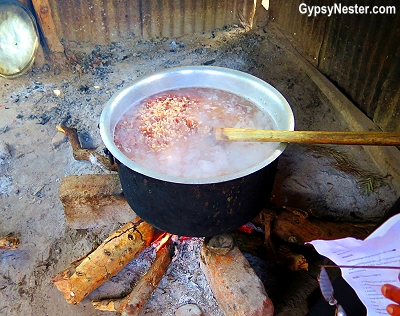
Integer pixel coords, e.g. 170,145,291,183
213,128,400,146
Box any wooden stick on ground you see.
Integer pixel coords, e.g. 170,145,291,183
52,220,154,305
56,125,117,171
0,236,20,250
92,234,174,314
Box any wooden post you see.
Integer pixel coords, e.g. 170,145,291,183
31,0,64,55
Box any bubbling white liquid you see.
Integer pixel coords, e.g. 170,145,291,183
114,87,280,179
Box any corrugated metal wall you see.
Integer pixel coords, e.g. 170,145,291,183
47,0,255,43
270,0,400,132
38,0,399,131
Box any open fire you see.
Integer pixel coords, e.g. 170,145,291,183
52,125,376,315
52,218,275,316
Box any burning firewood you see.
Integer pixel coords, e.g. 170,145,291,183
91,234,174,315
56,125,117,171
0,236,20,250
52,220,154,305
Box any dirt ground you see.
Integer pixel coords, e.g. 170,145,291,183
0,25,398,316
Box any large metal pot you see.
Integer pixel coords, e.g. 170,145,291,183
100,66,294,236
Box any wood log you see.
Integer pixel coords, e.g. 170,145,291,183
273,207,375,244
200,234,274,316
91,236,173,315
0,236,20,250
59,174,136,229
52,220,154,305
257,208,375,246
56,125,117,171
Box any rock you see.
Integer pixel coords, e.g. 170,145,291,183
51,131,67,148
175,304,203,316
200,235,274,316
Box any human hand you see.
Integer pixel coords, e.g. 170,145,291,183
382,284,400,315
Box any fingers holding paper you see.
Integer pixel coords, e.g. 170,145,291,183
382,284,400,315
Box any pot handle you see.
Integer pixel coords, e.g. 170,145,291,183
103,148,115,166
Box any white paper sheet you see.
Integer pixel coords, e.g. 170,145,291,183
308,213,400,316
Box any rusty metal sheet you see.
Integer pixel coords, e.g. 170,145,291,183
48,0,142,44
269,0,327,63
48,0,255,44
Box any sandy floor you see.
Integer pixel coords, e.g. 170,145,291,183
0,26,398,316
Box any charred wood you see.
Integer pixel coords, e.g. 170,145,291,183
275,244,309,271
231,229,309,271
56,125,117,171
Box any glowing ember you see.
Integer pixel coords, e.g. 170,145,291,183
179,236,192,242
237,224,255,234
155,233,172,252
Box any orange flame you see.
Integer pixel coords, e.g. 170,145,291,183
155,233,172,252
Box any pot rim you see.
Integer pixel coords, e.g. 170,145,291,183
100,66,295,184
